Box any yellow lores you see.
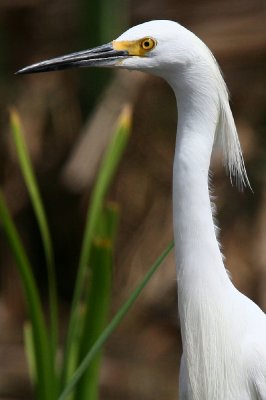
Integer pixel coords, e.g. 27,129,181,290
112,37,156,56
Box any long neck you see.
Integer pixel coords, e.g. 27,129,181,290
169,73,231,293
169,77,238,399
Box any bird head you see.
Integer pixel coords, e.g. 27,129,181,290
16,20,208,79
16,19,250,189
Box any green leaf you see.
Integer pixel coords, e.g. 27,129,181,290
75,204,119,400
9,108,58,363
59,241,174,400
75,239,112,400
0,192,56,399
24,322,36,384
61,105,132,387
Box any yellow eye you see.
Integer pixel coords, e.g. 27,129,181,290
140,37,156,51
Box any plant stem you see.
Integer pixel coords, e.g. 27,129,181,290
59,241,174,400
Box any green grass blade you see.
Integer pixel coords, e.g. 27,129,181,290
75,204,119,400
77,105,131,307
9,108,58,362
0,192,56,399
59,241,174,400
24,322,36,384
61,105,132,387
75,239,112,400
96,201,120,240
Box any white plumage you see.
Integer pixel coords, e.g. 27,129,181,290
117,21,266,399
18,19,266,400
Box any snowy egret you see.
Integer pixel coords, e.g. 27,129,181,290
17,20,266,400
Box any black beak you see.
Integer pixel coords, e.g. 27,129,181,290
16,42,129,75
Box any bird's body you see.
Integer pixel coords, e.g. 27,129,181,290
17,19,266,400
162,24,266,398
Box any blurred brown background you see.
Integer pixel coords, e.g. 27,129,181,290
0,0,266,399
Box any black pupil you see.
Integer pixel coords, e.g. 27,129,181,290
144,41,150,47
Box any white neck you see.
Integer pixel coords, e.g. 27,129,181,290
167,69,237,399
168,70,232,295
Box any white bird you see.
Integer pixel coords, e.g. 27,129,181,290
17,20,266,400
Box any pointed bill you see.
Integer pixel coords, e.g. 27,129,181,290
16,43,129,75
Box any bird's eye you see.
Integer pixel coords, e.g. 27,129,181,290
140,38,156,51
